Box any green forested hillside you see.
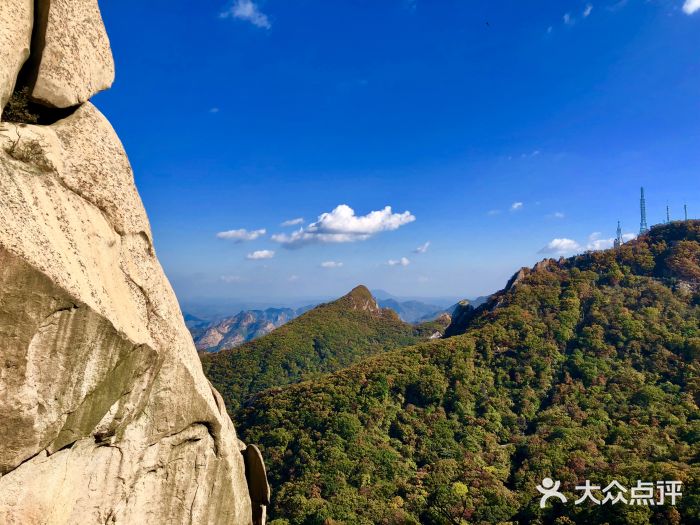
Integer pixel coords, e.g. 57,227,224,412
235,222,700,524
202,286,427,411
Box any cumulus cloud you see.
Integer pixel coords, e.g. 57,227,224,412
320,261,344,269
414,241,431,254
388,257,411,267
246,250,275,260
539,238,581,255
511,202,524,211
684,0,700,14
583,4,593,17
587,237,615,251
216,228,266,242
541,231,637,255
281,217,304,227
272,204,415,249
220,0,271,28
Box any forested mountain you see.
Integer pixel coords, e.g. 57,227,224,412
202,286,434,411
231,222,700,525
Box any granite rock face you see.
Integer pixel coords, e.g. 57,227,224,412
29,0,115,108
0,0,33,113
0,103,254,524
0,1,262,522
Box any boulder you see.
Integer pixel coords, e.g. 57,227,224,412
28,0,115,108
0,104,253,523
243,445,271,525
0,0,33,114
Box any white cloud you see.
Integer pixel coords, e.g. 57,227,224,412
281,217,304,227
414,241,431,254
220,0,271,28
272,204,415,248
540,231,638,255
209,107,220,114
320,261,344,268
388,257,411,267
547,26,553,34
539,238,581,255
587,238,614,251
684,0,700,14
217,228,266,242
511,202,524,211
246,250,275,260
563,13,574,24
549,212,566,219
487,209,501,216
220,275,243,283
288,275,300,282
583,4,593,17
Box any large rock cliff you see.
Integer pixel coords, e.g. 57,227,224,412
0,2,263,524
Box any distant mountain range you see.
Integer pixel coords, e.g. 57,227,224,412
201,286,449,410
189,307,313,353
187,292,489,351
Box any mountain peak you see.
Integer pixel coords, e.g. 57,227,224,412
341,285,381,312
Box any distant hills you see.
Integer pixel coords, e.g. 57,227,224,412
225,221,700,524
376,298,444,323
188,293,486,351
191,307,312,352
201,286,449,410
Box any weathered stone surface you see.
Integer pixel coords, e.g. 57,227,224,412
243,445,271,525
0,104,253,523
0,0,33,113
29,0,115,108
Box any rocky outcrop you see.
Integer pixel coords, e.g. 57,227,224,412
0,2,263,524
28,0,115,108
443,300,477,338
0,0,32,113
243,445,271,525
195,308,303,353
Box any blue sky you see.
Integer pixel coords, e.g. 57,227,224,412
95,0,700,304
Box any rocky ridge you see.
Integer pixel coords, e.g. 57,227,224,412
0,3,264,524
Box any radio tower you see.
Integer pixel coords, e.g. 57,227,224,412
614,221,623,249
666,204,671,224
639,187,649,234
685,204,688,221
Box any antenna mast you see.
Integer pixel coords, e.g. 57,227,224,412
614,221,622,249
639,187,649,234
